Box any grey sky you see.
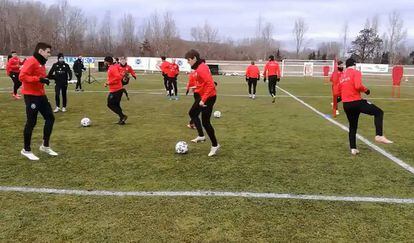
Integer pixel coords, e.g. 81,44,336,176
38,0,414,50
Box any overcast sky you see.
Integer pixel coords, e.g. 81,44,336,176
38,0,414,50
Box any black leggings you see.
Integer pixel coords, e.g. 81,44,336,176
23,95,55,151
189,95,218,146
248,78,257,94
268,75,278,96
9,72,22,95
55,84,68,107
188,93,201,125
168,77,178,96
163,74,169,91
75,74,82,90
107,89,125,120
343,99,384,149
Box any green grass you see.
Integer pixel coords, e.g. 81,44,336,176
0,71,413,241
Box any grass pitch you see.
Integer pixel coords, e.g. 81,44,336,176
0,70,413,241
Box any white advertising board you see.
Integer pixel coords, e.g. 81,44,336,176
356,63,389,73
0,56,5,69
126,57,191,72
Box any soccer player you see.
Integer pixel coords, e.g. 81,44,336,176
159,56,171,95
263,55,281,103
48,53,72,113
118,57,137,80
7,51,24,99
339,58,393,155
167,58,180,100
104,56,128,125
19,42,57,161
245,61,260,99
392,63,404,98
185,49,220,156
73,55,86,91
330,60,344,117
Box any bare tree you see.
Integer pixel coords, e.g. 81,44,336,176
387,10,407,64
119,13,138,55
293,18,308,58
190,21,219,58
99,11,114,55
341,22,349,58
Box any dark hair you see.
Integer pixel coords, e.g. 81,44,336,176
185,49,200,60
11,51,17,54
269,55,275,61
161,56,166,60
34,42,52,53
251,61,255,65
104,56,114,64
57,53,64,59
345,58,356,68
337,60,343,65
7,54,12,60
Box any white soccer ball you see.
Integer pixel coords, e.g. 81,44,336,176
175,141,188,154
80,117,91,127
213,111,221,118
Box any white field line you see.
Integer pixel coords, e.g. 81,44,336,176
1,186,413,204
277,86,414,175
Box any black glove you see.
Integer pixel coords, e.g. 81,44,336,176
40,78,50,85
337,96,342,103
133,76,137,80
245,77,249,82
263,78,267,82
277,77,281,82
186,89,189,95
365,89,371,95
257,76,260,81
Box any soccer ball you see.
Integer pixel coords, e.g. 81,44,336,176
80,117,91,127
213,111,221,118
175,141,188,154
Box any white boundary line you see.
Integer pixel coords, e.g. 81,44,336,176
1,186,413,204
277,86,414,175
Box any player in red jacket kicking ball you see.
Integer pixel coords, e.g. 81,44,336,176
104,56,128,125
185,49,220,156
339,58,393,155
19,42,57,161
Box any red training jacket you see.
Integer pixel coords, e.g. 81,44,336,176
119,64,137,79
338,68,368,102
7,56,22,73
187,71,197,90
330,70,342,97
194,62,216,102
246,64,260,79
167,63,179,78
263,60,281,77
107,64,123,93
19,56,47,96
160,61,170,74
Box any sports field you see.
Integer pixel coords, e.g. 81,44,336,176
0,70,413,241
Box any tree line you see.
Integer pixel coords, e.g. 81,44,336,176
0,0,412,64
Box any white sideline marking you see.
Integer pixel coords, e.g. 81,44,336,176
1,186,413,204
277,86,414,175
